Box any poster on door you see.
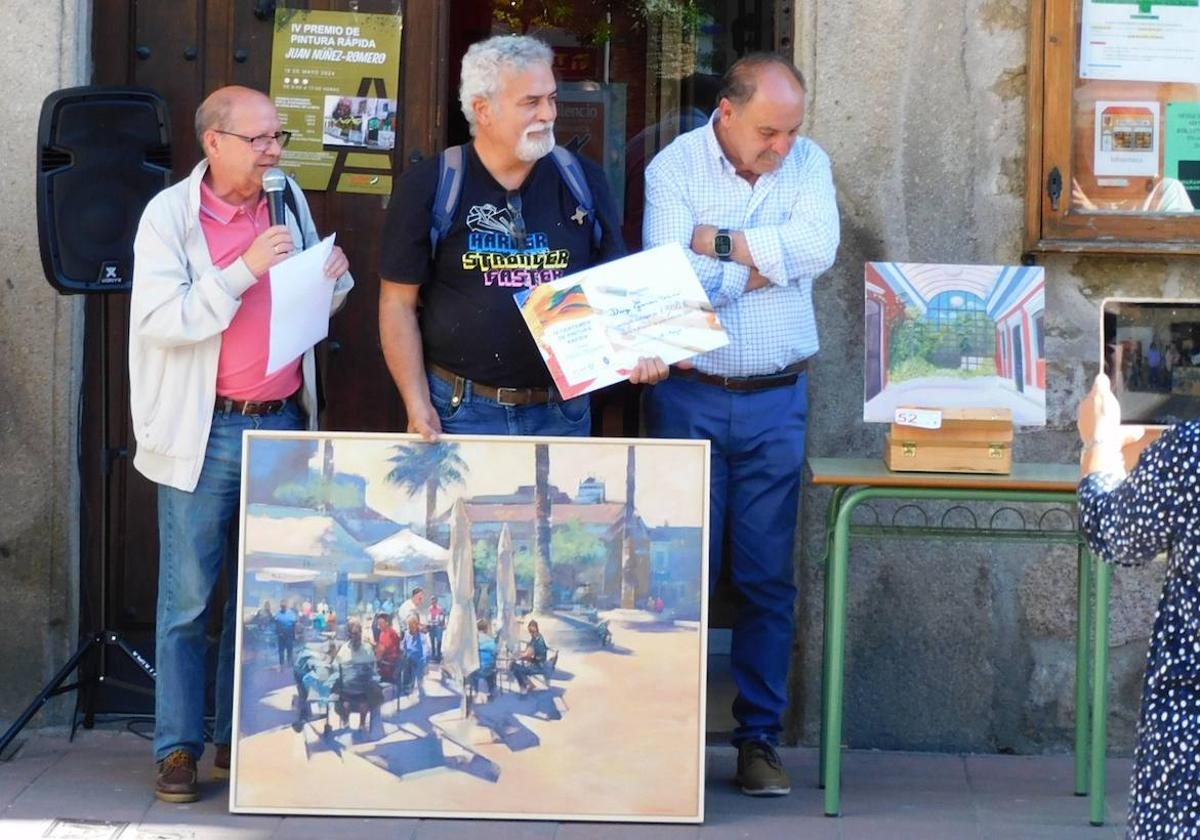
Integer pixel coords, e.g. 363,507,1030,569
269,8,402,195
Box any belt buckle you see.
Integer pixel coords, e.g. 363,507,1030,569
495,387,522,406
240,401,257,416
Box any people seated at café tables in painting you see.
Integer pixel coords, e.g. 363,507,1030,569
334,618,383,733
511,619,549,694
293,641,339,732
471,618,499,699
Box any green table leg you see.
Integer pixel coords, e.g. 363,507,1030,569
808,483,1082,818
1090,554,1111,827
819,485,848,789
822,491,854,817
1074,543,1092,797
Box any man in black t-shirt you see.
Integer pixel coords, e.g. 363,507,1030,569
379,34,666,440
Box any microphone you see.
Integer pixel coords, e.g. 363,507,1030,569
262,167,287,227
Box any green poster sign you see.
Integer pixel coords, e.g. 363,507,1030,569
1165,102,1200,209
269,9,402,195
1093,0,1199,12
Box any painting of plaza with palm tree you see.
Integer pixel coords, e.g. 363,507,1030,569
231,432,709,822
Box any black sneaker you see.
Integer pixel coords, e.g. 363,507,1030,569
155,749,199,803
735,740,791,796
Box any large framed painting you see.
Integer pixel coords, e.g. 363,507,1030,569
231,432,710,822
864,262,1047,425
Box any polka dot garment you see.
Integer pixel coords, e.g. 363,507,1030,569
1079,421,1200,840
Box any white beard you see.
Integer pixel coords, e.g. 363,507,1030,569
516,122,556,162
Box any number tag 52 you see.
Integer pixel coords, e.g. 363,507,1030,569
894,408,943,430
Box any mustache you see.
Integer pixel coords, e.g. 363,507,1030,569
524,121,554,137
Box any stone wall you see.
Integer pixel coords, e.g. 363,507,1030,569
787,0,1174,753
0,1,89,729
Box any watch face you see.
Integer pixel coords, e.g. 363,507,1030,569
714,233,733,257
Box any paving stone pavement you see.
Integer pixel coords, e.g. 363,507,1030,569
0,729,1130,839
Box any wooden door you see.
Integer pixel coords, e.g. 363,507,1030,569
85,0,446,712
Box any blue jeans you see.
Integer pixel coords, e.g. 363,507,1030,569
644,373,808,746
154,400,304,761
427,371,591,436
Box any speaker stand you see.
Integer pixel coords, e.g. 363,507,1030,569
0,631,157,755
0,298,156,757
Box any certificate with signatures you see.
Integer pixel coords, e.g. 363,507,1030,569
514,243,728,399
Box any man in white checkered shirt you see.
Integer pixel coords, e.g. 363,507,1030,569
642,53,840,798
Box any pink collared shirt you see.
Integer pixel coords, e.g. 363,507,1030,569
199,178,302,401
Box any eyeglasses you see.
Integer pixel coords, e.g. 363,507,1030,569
214,129,292,152
506,190,527,251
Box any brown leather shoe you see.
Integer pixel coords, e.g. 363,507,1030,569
212,743,230,780
155,749,199,803
735,740,791,796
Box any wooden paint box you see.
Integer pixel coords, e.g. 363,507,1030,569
884,407,1014,474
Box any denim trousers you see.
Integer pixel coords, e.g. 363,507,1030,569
154,401,304,761
426,371,591,436
644,373,808,746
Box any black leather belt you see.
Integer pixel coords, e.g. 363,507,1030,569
428,362,561,406
670,359,808,392
215,392,296,416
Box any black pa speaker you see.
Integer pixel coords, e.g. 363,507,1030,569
38,86,172,294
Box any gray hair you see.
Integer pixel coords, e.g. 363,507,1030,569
459,35,554,136
195,96,231,148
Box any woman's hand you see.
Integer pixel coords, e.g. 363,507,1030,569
1077,373,1145,477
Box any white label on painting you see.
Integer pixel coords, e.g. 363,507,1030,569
894,408,943,430
1080,0,1200,84
1094,101,1160,177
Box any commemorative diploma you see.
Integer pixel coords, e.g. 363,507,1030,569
514,243,729,399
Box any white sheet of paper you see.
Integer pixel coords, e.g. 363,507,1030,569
266,234,336,375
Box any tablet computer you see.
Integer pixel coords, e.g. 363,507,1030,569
1101,297,1200,427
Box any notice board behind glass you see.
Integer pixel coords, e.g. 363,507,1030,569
1026,0,1200,255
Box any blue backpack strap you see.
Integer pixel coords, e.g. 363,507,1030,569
430,144,466,256
549,146,602,249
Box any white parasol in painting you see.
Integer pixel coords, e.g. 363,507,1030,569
494,523,520,656
365,528,449,577
439,499,479,713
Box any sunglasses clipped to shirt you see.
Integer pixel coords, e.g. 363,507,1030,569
506,189,527,251
214,129,293,152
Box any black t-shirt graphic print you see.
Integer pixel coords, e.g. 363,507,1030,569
380,143,624,388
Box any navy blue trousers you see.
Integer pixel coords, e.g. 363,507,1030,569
645,373,807,745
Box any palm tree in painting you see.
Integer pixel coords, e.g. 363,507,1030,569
532,443,553,614
621,444,637,609
385,442,467,544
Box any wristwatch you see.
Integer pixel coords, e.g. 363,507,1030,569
714,228,733,262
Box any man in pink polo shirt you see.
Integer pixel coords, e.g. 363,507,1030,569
129,86,353,802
